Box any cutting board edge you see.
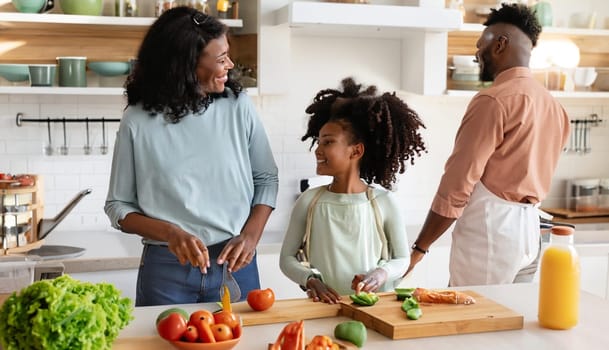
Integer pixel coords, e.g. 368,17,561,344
242,311,341,326
389,314,524,339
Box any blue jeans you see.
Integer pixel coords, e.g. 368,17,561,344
135,240,260,306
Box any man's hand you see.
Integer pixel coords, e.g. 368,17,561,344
404,249,426,277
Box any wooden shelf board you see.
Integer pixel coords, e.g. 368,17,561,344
0,86,258,96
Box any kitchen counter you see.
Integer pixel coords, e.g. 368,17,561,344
114,283,609,350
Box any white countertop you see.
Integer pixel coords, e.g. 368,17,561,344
118,283,609,349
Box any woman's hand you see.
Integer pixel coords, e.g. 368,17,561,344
166,226,210,273
217,234,257,272
351,268,388,293
305,278,341,304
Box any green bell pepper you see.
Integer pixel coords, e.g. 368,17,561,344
401,294,423,320
334,320,367,348
349,292,379,306
406,307,423,320
401,297,419,312
395,287,415,301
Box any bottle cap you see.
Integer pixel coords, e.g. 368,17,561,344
551,226,574,236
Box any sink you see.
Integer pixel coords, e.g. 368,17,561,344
26,245,85,260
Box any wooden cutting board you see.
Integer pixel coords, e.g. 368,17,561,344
340,291,523,339
232,297,341,326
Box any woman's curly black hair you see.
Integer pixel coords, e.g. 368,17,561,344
125,6,242,123
484,2,542,47
302,77,427,190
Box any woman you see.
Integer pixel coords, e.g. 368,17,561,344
105,7,278,306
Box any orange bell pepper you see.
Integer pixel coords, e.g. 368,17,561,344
270,320,305,350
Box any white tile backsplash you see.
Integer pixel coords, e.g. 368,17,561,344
3,32,609,238
2,92,609,234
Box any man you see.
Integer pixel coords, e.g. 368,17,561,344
406,3,570,286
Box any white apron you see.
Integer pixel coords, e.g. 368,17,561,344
449,182,540,286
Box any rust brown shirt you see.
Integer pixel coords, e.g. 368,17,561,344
432,67,570,218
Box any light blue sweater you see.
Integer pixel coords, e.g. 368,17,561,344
105,91,278,245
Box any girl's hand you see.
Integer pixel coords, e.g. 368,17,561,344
305,278,341,304
166,227,210,273
351,268,388,293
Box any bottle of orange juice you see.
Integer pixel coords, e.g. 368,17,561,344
538,225,580,329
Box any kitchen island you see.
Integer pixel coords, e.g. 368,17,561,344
114,283,609,350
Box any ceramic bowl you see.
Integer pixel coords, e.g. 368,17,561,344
167,337,240,350
88,61,130,77
59,0,103,15
11,0,46,13
452,55,477,68
29,64,57,86
0,64,30,83
573,67,597,88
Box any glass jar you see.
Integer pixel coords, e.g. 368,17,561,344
216,0,230,18
115,0,138,17
538,225,580,330
156,0,176,17
599,178,609,210
568,178,599,212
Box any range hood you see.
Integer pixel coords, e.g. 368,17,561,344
273,1,463,35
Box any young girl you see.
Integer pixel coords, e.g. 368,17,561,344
279,77,427,303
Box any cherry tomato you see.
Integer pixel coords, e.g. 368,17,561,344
213,310,240,329
211,323,234,342
189,309,214,326
181,325,199,342
156,312,187,341
233,322,243,339
247,288,275,311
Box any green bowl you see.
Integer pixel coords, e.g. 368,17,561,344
88,61,130,77
11,0,46,13
59,0,103,16
0,64,30,82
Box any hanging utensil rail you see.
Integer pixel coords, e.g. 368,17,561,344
15,113,120,126
565,114,604,154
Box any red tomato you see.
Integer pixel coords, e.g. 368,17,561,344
210,323,234,342
157,312,187,341
213,310,239,329
247,288,275,311
0,173,11,180
181,325,199,342
189,309,214,326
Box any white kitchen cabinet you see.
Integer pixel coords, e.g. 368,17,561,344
259,0,462,95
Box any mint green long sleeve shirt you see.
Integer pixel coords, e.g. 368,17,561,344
279,186,410,296
104,92,278,245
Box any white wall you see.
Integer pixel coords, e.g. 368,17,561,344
1,37,609,238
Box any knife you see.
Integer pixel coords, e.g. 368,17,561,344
220,262,242,303
395,270,416,290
